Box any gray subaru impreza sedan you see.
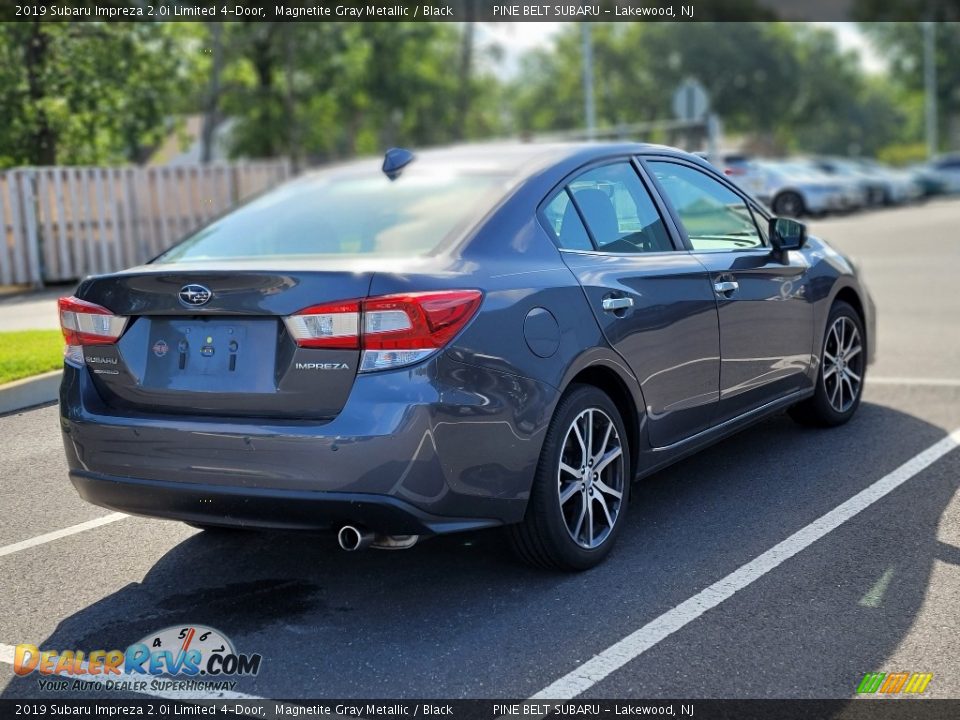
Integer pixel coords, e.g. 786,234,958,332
59,143,875,570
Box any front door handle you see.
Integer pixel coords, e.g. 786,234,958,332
714,280,739,297
602,297,634,312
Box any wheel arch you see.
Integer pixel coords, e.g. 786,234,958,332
831,285,868,360
557,354,646,482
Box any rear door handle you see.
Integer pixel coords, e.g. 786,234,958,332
714,280,739,297
602,297,634,312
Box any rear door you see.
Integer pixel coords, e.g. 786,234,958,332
644,158,814,421
542,160,721,449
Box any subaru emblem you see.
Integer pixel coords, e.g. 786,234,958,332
179,284,212,307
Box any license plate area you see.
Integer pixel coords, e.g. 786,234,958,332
142,317,277,393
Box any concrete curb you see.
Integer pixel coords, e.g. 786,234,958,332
0,369,61,415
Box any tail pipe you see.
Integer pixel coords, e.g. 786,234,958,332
337,525,374,551
337,525,419,551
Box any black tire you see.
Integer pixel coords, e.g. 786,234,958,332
790,301,866,427
508,384,631,571
773,191,805,218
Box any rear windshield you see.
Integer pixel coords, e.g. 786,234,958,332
155,168,509,262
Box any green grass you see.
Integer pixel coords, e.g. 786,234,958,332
0,330,64,385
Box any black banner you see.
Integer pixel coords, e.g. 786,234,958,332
3,700,960,720
2,0,959,23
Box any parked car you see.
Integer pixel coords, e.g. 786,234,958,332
59,143,875,570
920,155,960,194
793,158,867,211
751,160,847,217
808,157,884,207
718,153,770,198
848,158,923,205
907,163,951,197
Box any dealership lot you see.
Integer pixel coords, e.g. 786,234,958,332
1,200,959,701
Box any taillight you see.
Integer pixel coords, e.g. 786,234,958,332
283,300,361,349
285,290,483,372
58,296,128,366
361,290,483,371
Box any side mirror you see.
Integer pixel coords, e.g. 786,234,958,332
769,217,807,251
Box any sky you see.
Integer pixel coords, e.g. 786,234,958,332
479,22,886,78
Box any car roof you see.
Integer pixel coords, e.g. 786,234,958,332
308,141,697,182
408,141,690,171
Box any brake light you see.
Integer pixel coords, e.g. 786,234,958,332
285,290,483,372
283,300,361,349
724,167,746,176
360,290,483,371
58,296,128,366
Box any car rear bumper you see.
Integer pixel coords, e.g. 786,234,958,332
60,356,556,532
69,469,496,534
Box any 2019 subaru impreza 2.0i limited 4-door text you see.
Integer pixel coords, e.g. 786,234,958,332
59,143,875,570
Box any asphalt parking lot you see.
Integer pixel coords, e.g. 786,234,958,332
1,199,959,702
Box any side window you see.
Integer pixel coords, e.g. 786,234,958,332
568,162,673,254
543,190,593,251
648,161,764,251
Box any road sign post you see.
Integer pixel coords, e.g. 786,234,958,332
672,78,711,152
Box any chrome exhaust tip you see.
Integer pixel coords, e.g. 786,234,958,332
337,525,374,551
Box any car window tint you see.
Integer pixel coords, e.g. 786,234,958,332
543,190,593,251
648,161,764,251
156,169,509,262
567,163,673,254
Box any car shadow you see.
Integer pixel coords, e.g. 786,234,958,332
2,401,957,703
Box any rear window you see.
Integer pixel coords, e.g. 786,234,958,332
155,169,509,262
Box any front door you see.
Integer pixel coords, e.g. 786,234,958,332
644,158,814,421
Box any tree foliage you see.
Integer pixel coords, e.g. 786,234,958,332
208,21,503,165
860,22,960,153
0,22,193,167
508,22,912,156
0,20,949,169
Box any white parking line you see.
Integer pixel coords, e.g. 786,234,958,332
868,377,960,387
531,427,960,699
0,642,261,701
0,514,127,559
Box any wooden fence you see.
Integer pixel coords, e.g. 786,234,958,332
0,160,292,287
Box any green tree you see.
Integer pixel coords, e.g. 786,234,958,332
217,22,501,164
0,22,193,168
508,22,911,156
860,22,960,152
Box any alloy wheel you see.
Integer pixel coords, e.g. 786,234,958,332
823,315,864,413
557,408,625,549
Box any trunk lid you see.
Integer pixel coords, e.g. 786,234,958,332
76,268,373,419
